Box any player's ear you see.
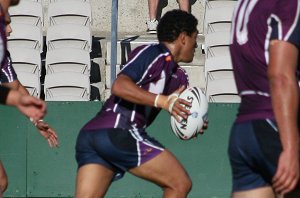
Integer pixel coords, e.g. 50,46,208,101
178,32,187,45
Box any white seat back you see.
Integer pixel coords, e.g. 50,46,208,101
48,1,92,26
205,78,240,103
44,72,90,101
9,1,43,27
205,55,233,80
8,23,43,52
9,47,41,75
17,72,41,97
204,7,234,34
46,24,92,52
204,31,231,58
45,48,91,75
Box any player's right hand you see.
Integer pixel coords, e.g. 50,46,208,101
272,149,299,195
164,86,191,122
16,95,46,122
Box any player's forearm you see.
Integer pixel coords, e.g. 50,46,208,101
17,83,30,96
2,80,30,96
112,74,159,107
270,76,299,153
268,41,299,153
5,89,22,106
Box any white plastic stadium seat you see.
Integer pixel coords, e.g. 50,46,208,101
205,0,237,10
8,23,43,52
203,6,234,34
44,72,90,101
204,55,233,80
45,48,91,75
204,31,231,58
8,47,41,75
46,24,92,52
48,1,92,26
17,72,41,97
205,78,240,103
9,1,43,27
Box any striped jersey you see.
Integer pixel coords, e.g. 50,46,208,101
83,43,189,130
0,51,17,83
230,0,300,122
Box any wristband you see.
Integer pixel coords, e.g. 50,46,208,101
168,97,178,113
29,118,44,126
154,94,160,108
167,93,179,101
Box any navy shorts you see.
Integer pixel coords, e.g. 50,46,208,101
75,128,165,180
228,119,300,192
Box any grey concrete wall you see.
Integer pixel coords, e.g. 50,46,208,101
88,0,205,34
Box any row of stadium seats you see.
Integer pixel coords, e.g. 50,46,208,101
7,0,96,101
9,0,92,28
203,0,240,103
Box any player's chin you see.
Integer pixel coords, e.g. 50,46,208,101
182,57,194,63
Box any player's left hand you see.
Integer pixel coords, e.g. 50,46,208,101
192,120,209,138
35,120,59,148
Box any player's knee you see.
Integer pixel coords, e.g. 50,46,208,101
169,175,192,195
180,177,192,194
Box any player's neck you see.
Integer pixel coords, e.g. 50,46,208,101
162,41,180,63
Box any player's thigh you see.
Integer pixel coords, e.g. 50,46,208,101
129,149,191,188
232,186,276,198
75,164,115,198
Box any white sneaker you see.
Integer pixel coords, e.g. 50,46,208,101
146,19,158,34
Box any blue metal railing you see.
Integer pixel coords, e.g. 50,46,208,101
110,0,118,86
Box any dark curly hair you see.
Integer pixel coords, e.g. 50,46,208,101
157,9,198,42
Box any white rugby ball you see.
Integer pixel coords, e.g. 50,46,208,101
170,87,208,140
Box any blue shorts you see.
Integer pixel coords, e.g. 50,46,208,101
75,128,165,180
228,119,282,191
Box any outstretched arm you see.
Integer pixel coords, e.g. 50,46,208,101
269,40,299,195
1,86,46,121
2,80,59,147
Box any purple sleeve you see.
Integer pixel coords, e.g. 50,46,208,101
272,1,300,47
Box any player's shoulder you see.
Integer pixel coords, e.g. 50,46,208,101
173,66,190,85
274,0,299,15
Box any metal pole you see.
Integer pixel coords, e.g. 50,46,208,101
110,0,118,86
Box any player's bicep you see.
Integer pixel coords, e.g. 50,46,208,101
268,40,298,79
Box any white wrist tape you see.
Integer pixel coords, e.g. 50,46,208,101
168,97,178,113
167,93,179,101
154,94,160,108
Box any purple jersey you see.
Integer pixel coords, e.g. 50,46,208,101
83,44,189,130
0,51,18,83
230,0,300,122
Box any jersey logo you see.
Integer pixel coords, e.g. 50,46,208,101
165,55,171,62
234,0,258,45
